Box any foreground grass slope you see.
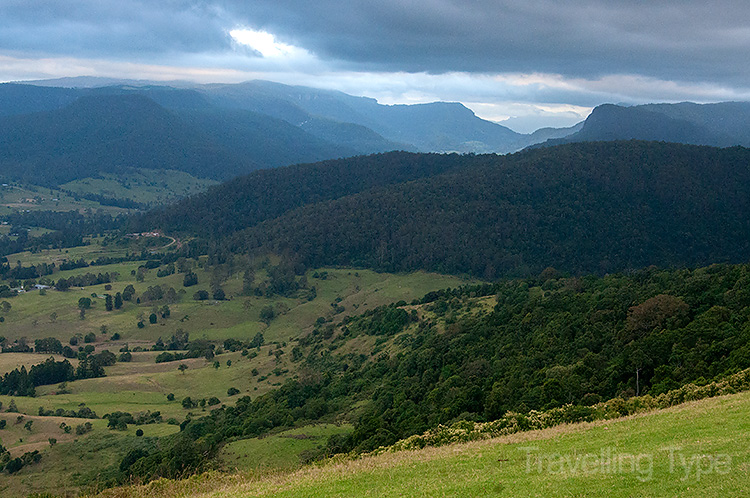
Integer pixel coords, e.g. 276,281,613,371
94,391,750,498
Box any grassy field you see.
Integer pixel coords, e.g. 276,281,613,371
1,243,474,346
0,239,476,497
0,417,178,497
0,169,216,218
88,391,750,498
220,424,353,472
0,184,128,216
61,169,217,206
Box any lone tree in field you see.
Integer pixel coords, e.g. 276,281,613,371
178,363,188,374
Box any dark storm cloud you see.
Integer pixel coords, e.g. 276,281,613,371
227,0,750,83
0,1,231,59
2,0,749,86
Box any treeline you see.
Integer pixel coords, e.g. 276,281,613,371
0,356,108,396
152,331,217,362
0,446,41,475
58,189,146,210
3,210,121,235
0,252,172,286
55,272,115,290
0,210,126,259
119,261,750,480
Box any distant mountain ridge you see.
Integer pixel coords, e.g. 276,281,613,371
538,101,750,148
204,80,525,152
2,79,583,164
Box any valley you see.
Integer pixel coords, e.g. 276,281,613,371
0,82,749,498
0,237,473,496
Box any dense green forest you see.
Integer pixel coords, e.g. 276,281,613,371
136,151,474,237
147,141,750,278
117,261,750,481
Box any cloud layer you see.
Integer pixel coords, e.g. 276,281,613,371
2,1,749,130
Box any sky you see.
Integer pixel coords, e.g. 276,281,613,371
2,1,750,133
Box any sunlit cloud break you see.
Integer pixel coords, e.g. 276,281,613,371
230,29,307,59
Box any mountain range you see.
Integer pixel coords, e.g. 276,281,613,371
4,77,750,190
0,79,581,185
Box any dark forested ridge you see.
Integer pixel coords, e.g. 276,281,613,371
135,151,475,238
152,141,750,278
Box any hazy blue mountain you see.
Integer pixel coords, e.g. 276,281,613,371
0,93,366,184
522,121,584,144
0,82,405,164
202,80,529,153
178,108,360,168
87,85,214,110
0,83,80,116
539,102,750,148
0,94,251,184
4,80,582,156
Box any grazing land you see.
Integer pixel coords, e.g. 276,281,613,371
87,390,750,498
0,238,474,497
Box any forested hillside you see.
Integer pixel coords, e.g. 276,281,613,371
116,261,750,481
136,152,475,237
149,141,750,279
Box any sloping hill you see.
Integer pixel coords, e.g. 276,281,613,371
154,141,750,278
0,83,80,117
542,101,750,147
0,92,372,185
136,151,475,237
90,390,750,498
0,94,251,184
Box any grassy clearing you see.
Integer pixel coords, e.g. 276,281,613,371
0,184,128,216
220,424,353,472
1,345,295,423
0,249,473,345
0,423,173,498
61,169,217,206
89,391,750,498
